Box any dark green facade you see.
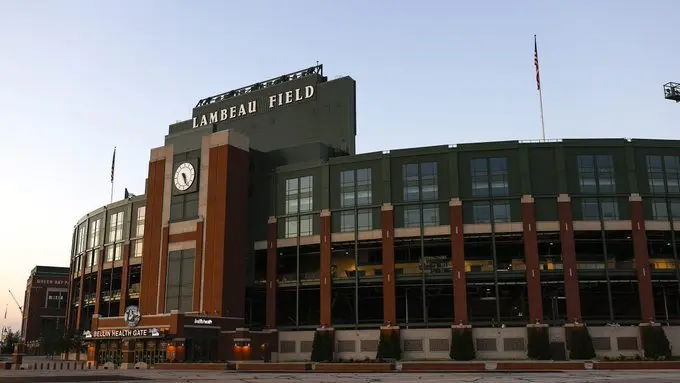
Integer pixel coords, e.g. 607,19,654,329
263,138,680,240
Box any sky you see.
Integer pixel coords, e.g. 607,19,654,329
0,0,678,332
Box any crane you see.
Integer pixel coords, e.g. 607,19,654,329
8,290,23,316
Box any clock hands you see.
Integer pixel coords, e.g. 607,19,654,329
181,172,188,184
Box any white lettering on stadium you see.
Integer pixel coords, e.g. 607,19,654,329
192,85,315,129
193,318,213,325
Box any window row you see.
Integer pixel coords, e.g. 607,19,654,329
73,206,146,256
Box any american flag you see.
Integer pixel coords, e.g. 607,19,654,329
111,147,116,184
534,35,541,91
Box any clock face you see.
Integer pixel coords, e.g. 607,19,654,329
174,162,196,192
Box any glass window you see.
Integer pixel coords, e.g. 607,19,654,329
651,199,680,220
340,211,355,232
299,176,313,213
472,201,491,223
285,176,314,214
136,206,146,237
402,162,438,201
404,206,420,228
284,217,297,238
493,202,511,222
403,164,420,201
46,291,67,309
404,205,439,227
422,204,440,226
578,155,616,194
582,199,600,220
87,219,101,249
340,168,372,207
471,158,508,197
108,212,124,243
646,155,666,194
299,215,313,236
340,210,373,232
665,156,680,193
134,239,143,258
77,225,87,254
357,209,372,230
91,250,98,266
421,162,439,201
600,200,619,220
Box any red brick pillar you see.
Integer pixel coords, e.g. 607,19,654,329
521,195,543,323
266,217,278,328
381,204,396,325
557,194,582,322
76,252,87,329
449,199,468,325
320,210,332,326
119,243,130,316
629,194,655,321
93,249,105,315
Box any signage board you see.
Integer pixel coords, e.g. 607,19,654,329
83,328,161,339
192,85,316,129
193,318,213,325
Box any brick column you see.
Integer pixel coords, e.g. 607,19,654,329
192,221,204,312
557,194,581,322
629,194,655,321
449,199,468,325
157,226,170,314
266,217,278,328
381,204,396,325
75,253,87,329
93,249,105,315
521,195,543,322
320,210,332,326
119,243,131,316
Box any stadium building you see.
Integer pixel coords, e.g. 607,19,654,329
65,65,680,365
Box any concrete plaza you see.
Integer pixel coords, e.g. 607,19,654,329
1,370,680,383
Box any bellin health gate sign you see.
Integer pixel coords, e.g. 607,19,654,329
192,85,315,128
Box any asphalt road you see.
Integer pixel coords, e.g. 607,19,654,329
1,370,680,383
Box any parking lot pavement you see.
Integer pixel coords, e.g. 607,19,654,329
1,370,680,383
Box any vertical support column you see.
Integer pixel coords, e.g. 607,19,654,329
521,195,543,322
381,204,396,325
76,253,87,329
320,210,332,326
93,249,105,315
449,199,468,324
266,217,278,328
629,194,655,321
140,154,167,315
119,243,131,316
557,194,582,322
157,226,170,314
192,220,204,312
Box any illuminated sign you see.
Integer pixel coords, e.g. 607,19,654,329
83,328,161,339
193,318,213,325
192,85,315,129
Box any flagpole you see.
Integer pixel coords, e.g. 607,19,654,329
110,147,116,203
538,87,546,141
534,35,546,140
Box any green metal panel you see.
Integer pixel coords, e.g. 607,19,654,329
554,146,567,193
519,146,531,195
449,151,459,199
528,147,559,196
617,196,631,220
624,144,638,194
381,156,392,204
534,197,558,221
509,198,521,221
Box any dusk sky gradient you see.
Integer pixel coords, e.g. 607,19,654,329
0,0,678,331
